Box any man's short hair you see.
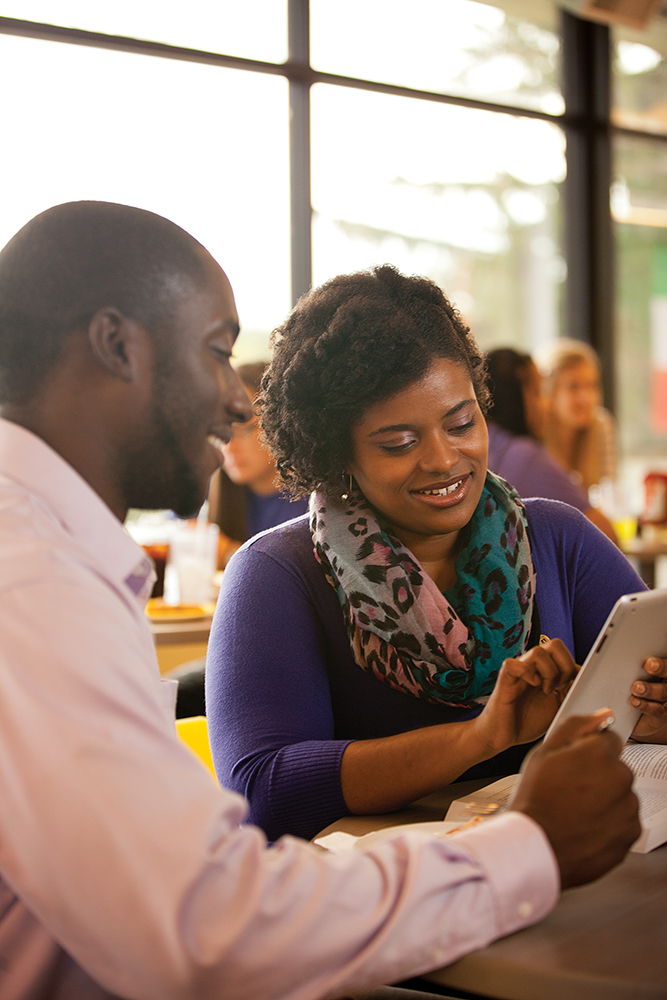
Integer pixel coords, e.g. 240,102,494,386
0,201,209,403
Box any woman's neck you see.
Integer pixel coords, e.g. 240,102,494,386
547,416,578,468
391,527,461,592
248,469,281,497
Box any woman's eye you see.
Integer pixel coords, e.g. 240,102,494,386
379,439,415,454
449,418,475,435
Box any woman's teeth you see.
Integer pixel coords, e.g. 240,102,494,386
418,478,464,497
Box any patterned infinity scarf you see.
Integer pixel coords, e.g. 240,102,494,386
310,471,535,708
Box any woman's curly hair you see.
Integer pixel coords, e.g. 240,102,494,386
259,265,490,499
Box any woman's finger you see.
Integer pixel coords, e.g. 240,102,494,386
630,693,667,724
537,638,579,681
510,641,577,695
500,655,552,690
631,679,667,705
643,657,667,679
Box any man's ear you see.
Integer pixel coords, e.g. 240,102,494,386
87,307,150,382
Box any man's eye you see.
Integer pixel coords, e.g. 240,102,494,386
211,346,232,361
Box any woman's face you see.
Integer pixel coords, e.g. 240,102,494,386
221,398,278,496
520,360,547,440
550,360,601,430
347,358,488,550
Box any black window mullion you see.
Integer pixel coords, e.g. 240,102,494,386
288,0,312,305
561,9,615,412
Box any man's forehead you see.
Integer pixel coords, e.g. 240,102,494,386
161,261,239,341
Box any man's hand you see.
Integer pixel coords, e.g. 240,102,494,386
510,712,640,889
630,657,667,742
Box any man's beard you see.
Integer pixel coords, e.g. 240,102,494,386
120,395,207,519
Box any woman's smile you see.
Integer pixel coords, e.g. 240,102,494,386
410,472,471,506
348,358,488,563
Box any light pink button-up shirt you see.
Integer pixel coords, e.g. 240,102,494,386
0,418,559,1000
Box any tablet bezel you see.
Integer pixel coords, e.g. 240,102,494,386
545,588,667,745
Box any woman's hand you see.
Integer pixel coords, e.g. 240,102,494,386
630,657,667,743
473,638,578,756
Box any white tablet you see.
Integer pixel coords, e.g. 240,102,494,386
546,588,667,745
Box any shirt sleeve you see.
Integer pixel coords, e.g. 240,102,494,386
206,542,353,841
0,564,559,1000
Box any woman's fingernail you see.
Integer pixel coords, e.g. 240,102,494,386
647,659,660,674
634,682,646,694
630,697,642,708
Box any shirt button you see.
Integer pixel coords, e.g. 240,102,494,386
517,901,534,919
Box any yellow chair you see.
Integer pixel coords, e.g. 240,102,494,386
176,715,218,782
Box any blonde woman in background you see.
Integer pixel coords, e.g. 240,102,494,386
536,339,617,495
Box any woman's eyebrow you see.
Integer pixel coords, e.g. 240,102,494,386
367,399,476,437
367,424,413,436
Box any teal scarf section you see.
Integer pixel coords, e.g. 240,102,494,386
310,471,535,707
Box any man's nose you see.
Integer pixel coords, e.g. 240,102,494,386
225,376,253,424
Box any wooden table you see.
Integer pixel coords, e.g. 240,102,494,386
622,536,667,589
150,615,212,675
316,784,667,1000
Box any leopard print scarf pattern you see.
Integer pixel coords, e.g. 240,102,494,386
310,471,534,708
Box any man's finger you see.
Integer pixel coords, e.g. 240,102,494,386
542,710,621,753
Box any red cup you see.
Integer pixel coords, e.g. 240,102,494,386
142,542,170,598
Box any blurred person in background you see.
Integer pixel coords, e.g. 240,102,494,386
536,339,617,495
486,348,618,544
208,361,308,566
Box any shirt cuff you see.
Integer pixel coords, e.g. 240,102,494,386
450,810,560,937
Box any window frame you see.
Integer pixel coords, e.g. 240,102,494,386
1,2,665,410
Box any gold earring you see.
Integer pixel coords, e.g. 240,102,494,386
342,473,353,500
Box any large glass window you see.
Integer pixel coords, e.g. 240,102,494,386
311,83,566,350
311,0,563,115
612,20,667,136
613,134,667,471
0,32,290,360
0,0,288,62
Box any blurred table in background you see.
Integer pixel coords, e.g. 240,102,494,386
622,536,667,589
149,605,213,675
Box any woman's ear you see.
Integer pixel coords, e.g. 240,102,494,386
87,307,151,383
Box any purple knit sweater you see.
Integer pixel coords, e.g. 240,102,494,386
206,500,644,841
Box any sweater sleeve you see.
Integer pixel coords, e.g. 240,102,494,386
496,434,590,512
206,541,352,841
569,511,647,663
526,500,647,665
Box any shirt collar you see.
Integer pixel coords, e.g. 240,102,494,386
0,418,154,604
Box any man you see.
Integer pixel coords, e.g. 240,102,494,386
0,201,641,1000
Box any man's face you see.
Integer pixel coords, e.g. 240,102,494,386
122,255,253,517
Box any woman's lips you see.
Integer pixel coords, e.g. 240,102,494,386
411,474,470,507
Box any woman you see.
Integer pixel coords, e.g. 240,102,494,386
206,266,663,842
536,339,617,494
486,348,618,544
207,361,308,564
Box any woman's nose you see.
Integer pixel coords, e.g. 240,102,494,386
417,432,458,472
